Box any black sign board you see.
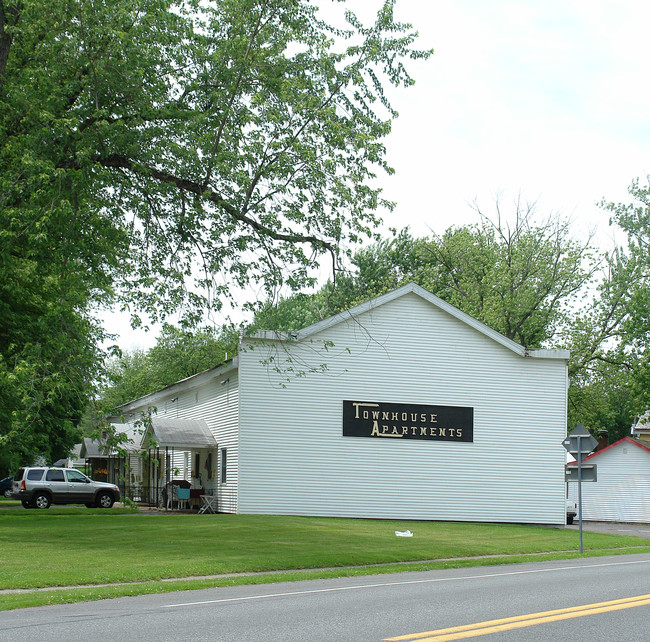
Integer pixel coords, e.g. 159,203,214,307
343,400,473,442
565,464,597,482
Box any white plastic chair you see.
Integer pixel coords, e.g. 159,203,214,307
166,485,177,510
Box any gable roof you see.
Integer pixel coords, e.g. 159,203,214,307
567,436,650,464
79,436,107,459
250,282,569,360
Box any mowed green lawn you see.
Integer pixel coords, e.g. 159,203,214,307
1,504,648,610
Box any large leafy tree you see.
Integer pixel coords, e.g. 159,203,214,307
1,0,430,469
570,176,650,437
254,202,598,350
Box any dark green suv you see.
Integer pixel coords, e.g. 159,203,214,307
12,467,120,509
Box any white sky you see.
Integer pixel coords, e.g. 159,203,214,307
106,0,650,350
381,0,649,246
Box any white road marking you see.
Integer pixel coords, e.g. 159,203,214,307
161,557,650,609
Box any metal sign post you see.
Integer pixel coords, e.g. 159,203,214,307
563,423,598,553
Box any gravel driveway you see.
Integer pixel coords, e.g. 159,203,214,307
568,521,650,539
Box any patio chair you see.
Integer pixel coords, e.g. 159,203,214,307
176,487,190,510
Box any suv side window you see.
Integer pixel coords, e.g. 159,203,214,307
46,469,65,482
26,469,45,481
66,470,89,483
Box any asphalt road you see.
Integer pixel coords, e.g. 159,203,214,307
2,553,650,641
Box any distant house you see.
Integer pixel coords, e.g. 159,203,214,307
631,411,650,446
568,437,650,523
79,436,110,480
112,283,569,523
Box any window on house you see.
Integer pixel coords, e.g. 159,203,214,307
220,449,227,484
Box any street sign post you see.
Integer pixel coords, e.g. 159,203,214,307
563,423,598,553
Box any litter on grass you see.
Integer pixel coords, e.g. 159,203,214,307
395,530,413,537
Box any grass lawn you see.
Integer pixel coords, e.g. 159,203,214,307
1,503,649,610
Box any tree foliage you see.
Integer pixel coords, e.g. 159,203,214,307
1,0,430,470
254,201,598,349
97,324,239,411
568,177,650,436
2,0,430,320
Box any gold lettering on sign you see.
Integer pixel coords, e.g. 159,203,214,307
353,402,379,419
371,420,403,438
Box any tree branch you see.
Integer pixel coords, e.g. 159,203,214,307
96,154,336,255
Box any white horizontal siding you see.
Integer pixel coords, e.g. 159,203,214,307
190,374,239,513
239,292,567,524
119,370,239,513
568,443,650,522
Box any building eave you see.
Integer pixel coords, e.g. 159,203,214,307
112,357,238,417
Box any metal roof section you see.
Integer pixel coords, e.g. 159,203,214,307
78,423,149,456
249,282,570,360
143,417,218,449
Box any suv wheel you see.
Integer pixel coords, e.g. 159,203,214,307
96,492,114,508
33,492,51,509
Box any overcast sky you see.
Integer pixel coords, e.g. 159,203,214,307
380,0,649,247
107,0,650,350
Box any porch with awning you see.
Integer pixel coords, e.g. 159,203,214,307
110,416,219,509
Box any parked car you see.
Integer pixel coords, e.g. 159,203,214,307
566,498,577,525
0,476,13,498
11,467,120,509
